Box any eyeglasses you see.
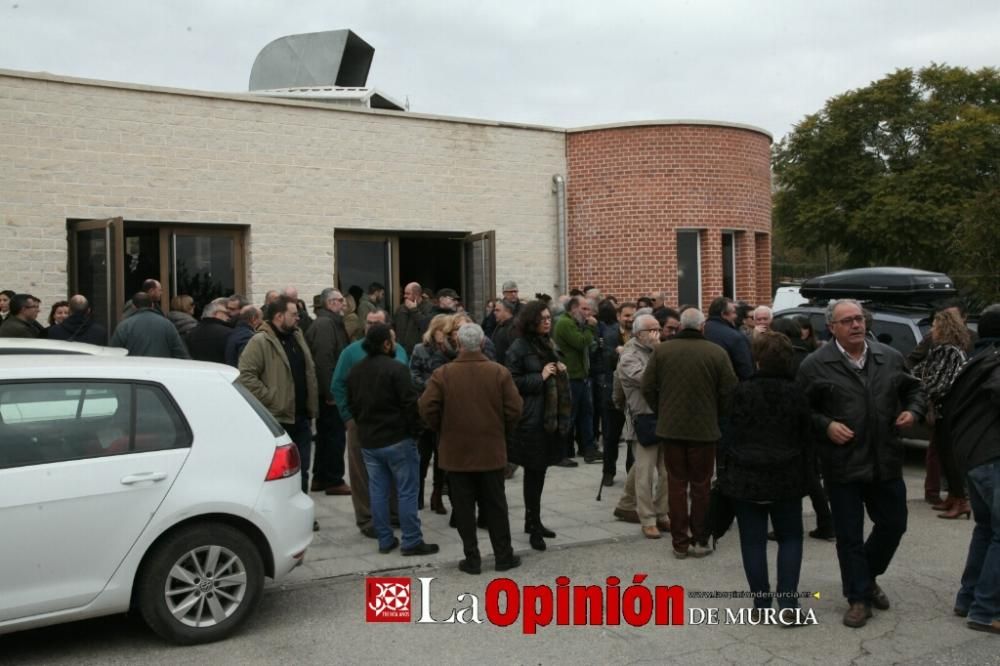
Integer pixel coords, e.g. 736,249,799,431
539,314,552,321
834,315,865,326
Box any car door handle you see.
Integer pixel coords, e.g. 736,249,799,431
120,472,168,485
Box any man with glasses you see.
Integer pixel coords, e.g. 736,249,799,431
239,295,319,499
0,294,42,338
798,298,925,628
612,314,670,538
305,288,352,496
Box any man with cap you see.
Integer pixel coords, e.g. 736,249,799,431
484,281,523,337
433,288,460,316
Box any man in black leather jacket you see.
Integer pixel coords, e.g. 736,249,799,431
797,298,925,629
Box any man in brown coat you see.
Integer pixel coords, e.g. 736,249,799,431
642,307,737,559
419,323,524,574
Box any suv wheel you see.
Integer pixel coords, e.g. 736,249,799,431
137,524,264,644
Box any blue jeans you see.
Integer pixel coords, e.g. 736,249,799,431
828,477,908,604
568,378,595,457
957,460,1000,624
281,416,313,494
362,439,422,551
734,498,804,609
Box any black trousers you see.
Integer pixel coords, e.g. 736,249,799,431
602,406,631,475
448,470,513,563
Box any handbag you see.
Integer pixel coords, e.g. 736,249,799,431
706,480,736,549
632,413,659,448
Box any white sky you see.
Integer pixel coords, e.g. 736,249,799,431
0,0,997,139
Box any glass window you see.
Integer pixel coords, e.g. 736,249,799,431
0,382,190,469
870,320,919,357
134,385,192,451
722,232,735,299
677,231,701,308
0,382,131,468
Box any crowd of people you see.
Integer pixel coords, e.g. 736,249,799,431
2,278,998,634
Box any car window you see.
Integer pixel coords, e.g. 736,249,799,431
0,381,190,469
870,320,918,356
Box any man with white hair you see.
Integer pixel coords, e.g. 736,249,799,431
305,288,352,495
642,307,737,559
753,305,773,335
186,297,233,363
419,323,524,574
612,314,670,538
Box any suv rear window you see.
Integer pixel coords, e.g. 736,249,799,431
232,380,285,437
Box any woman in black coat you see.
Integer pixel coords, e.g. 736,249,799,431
719,331,812,619
505,301,570,551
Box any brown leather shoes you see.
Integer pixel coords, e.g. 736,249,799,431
843,602,873,628
324,483,352,496
657,518,671,532
642,525,661,539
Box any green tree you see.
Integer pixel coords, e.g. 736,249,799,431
773,64,1000,300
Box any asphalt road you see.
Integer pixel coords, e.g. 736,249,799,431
3,484,996,666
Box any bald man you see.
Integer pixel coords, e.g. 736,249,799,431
394,281,432,355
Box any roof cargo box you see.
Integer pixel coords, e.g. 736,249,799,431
799,267,957,302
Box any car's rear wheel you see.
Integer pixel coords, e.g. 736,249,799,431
137,524,265,645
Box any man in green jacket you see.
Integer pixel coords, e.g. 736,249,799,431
109,293,190,358
642,307,737,559
239,295,318,496
331,309,409,537
552,296,601,464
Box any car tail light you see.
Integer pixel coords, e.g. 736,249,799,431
265,443,301,481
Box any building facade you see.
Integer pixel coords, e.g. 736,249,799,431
0,68,771,332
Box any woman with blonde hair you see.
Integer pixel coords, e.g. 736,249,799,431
343,293,363,341
913,308,973,519
411,314,458,513
167,294,197,339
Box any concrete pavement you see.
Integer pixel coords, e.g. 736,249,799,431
4,448,996,665
291,446,935,582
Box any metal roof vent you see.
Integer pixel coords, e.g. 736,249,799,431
249,29,375,90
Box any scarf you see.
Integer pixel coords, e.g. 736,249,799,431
530,335,572,436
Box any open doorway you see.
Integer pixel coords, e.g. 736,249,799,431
398,236,462,305
334,230,494,317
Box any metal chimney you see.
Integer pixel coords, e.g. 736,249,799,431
249,30,375,90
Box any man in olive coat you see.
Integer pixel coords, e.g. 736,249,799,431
239,295,319,495
642,307,737,559
419,323,523,574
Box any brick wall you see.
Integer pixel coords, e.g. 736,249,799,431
565,123,772,308
0,71,566,309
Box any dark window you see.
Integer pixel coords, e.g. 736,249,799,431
722,232,735,299
0,381,190,469
677,231,701,308
870,320,919,356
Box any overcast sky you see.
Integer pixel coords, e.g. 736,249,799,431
1,0,998,140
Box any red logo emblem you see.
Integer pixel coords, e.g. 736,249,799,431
366,577,412,622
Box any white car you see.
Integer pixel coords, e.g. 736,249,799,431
0,339,128,356
0,357,314,644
